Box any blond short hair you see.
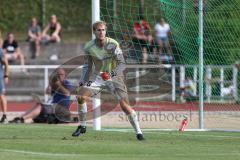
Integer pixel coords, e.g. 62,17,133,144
92,21,107,31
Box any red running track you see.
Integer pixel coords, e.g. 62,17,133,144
5,101,240,112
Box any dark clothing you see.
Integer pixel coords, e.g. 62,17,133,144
33,104,70,124
49,23,61,37
2,40,18,53
132,38,148,49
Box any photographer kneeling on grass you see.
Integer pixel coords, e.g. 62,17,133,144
10,68,74,124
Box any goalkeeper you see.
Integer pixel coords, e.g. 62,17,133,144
72,21,144,140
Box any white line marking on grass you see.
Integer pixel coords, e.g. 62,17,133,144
103,128,240,139
1,148,239,158
175,153,240,156
0,149,81,157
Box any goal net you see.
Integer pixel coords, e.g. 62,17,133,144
99,0,240,131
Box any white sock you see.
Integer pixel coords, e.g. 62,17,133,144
127,110,142,134
78,102,87,126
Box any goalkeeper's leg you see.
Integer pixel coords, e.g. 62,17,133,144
72,86,96,137
119,98,144,140
72,96,87,137
109,77,144,140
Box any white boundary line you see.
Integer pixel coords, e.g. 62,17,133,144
0,149,81,157
102,128,240,139
1,148,239,157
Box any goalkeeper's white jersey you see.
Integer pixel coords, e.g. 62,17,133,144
80,37,125,83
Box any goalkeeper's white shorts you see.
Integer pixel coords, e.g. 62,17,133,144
86,75,128,100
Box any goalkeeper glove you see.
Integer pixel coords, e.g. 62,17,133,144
100,72,110,81
101,71,117,81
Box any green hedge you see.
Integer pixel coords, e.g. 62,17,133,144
0,0,91,33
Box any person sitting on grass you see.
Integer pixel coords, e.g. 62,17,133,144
10,68,74,124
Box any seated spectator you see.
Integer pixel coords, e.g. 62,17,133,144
154,18,171,55
132,16,151,63
145,30,159,63
41,14,61,44
2,33,25,65
27,17,41,58
10,68,74,124
180,77,197,102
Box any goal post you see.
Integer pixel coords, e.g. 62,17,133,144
92,0,101,131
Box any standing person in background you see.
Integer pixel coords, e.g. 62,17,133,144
27,17,41,58
2,33,25,66
154,18,171,55
41,14,61,43
72,21,144,140
0,37,9,123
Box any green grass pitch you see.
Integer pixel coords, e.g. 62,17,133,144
0,124,240,160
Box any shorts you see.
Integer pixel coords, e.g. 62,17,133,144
0,77,6,94
156,36,168,43
83,76,128,100
5,53,16,61
132,38,148,48
33,103,70,123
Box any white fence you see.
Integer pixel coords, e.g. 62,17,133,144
9,64,238,103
